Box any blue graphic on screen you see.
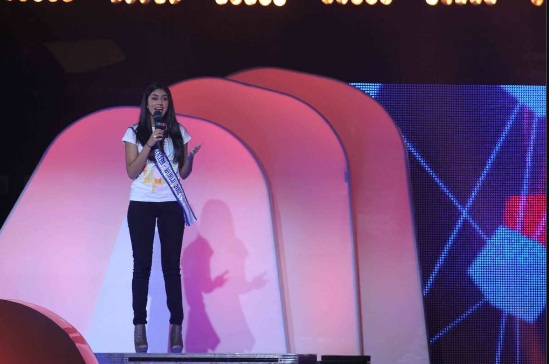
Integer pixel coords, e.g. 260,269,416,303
350,83,546,364
468,226,546,323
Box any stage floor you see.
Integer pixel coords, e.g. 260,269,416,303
94,353,371,364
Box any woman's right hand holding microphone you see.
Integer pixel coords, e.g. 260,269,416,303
147,129,165,148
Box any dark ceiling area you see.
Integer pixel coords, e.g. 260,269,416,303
0,0,546,226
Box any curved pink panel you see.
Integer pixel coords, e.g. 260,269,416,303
170,78,357,354
0,107,283,353
0,69,426,359
0,299,97,364
229,68,429,363
0,108,136,332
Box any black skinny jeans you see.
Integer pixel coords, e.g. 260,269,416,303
127,201,185,325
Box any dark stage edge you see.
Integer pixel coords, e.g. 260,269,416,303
94,353,371,364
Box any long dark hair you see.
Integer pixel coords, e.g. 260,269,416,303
135,82,184,163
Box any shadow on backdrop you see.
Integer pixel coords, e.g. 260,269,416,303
183,200,267,352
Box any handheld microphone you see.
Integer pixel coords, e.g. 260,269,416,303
153,110,166,149
153,110,166,130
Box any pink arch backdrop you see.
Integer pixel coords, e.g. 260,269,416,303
229,68,429,362
0,69,428,363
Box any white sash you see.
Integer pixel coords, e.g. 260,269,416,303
153,148,197,226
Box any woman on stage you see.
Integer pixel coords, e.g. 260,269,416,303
122,82,201,353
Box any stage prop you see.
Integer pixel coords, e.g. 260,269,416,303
0,68,428,362
0,299,98,364
170,77,357,355
228,68,429,362
171,69,429,362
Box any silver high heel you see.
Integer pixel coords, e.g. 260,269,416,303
169,324,183,353
134,324,148,353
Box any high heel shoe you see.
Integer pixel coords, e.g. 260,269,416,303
169,324,183,353
134,324,148,353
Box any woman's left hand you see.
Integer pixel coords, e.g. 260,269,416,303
188,143,202,159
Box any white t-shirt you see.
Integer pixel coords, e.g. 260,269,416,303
122,124,191,202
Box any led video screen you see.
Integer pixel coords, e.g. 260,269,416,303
352,83,546,364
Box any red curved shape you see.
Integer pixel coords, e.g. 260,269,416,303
504,194,546,245
0,299,97,364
